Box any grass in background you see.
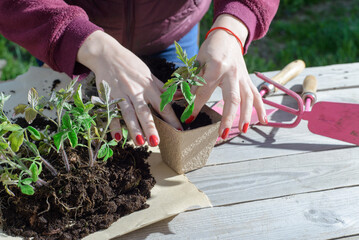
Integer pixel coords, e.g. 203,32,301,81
0,35,36,80
1,0,358,80
200,0,359,73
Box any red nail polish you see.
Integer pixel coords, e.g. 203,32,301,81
177,128,183,131
136,135,145,145
264,116,268,124
149,135,159,147
185,115,194,124
242,123,249,133
221,128,230,139
115,133,122,141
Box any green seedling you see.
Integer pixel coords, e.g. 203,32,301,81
2,78,127,196
160,41,206,123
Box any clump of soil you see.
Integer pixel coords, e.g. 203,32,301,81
0,143,155,240
171,102,212,130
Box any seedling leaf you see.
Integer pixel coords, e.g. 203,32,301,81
14,104,27,115
28,88,39,108
19,184,34,195
27,126,41,140
68,130,78,147
24,108,37,124
180,102,195,123
160,84,177,111
73,84,85,109
29,162,39,182
180,81,193,104
8,131,24,152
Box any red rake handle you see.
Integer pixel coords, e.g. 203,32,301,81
255,72,304,128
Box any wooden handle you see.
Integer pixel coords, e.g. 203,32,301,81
271,59,306,91
302,75,317,94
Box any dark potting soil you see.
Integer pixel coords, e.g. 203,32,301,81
0,122,155,240
142,56,213,130
13,115,58,133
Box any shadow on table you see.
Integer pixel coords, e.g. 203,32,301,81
115,216,176,240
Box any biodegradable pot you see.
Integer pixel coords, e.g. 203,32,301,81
153,103,222,174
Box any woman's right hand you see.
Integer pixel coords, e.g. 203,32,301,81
77,31,183,146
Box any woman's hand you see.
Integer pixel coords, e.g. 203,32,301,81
77,31,183,146
192,14,267,139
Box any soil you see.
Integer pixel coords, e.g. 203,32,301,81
143,56,213,130
1,119,155,239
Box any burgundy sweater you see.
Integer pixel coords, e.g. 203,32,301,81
0,0,279,77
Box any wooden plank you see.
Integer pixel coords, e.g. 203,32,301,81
207,88,359,165
207,62,359,103
118,186,359,240
188,147,359,206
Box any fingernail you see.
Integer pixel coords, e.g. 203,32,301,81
136,135,145,145
264,116,268,124
242,123,249,133
177,128,183,131
115,133,122,141
185,115,194,124
149,135,159,147
221,128,230,139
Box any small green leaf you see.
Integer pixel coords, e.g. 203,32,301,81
0,141,8,150
27,126,41,140
19,184,34,195
62,113,72,129
121,128,128,148
174,41,187,64
103,148,113,162
24,141,38,154
24,108,37,124
21,178,33,185
188,55,196,67
73,84,85,109
28,88,39,107
163,78,178,88
196,76,207,84
53,131,67,151
0,93,11,108
172,66,188,77
9,131,24,152
180,102,195,123
181,81,193,104
67,130,78,147
99,80,111,103
29,163,39,182
160,84,177,112
1,123,22,132
14,104,28,115
84,103,95,112
91,96,105,106
107,139,118,146
97,144,108,159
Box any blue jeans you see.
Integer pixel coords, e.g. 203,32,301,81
36,24,199,67
149,24,199,67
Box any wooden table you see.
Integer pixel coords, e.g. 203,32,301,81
120,62,359,240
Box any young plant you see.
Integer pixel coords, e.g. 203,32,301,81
0,93,43,195
4,78,127,196
160,41,206,123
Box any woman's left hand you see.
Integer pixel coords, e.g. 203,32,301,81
191,14,267,139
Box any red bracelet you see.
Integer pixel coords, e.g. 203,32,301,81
205,27,244,55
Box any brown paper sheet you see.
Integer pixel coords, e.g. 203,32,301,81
0,67,212,239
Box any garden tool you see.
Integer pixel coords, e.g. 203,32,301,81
301,75,317,112
255,72,359,145
213,59,306,144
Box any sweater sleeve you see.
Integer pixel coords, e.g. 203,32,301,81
213,0,279,54
0,0,103,77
